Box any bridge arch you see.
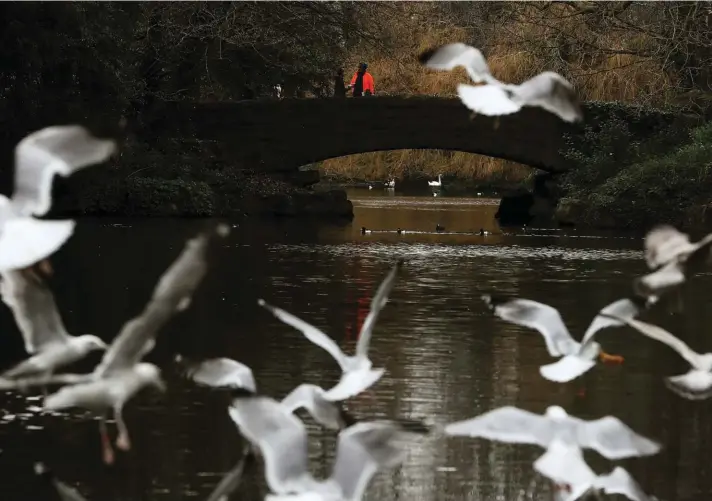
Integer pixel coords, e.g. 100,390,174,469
144,96,699,175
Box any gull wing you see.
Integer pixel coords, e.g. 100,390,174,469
13,125,116,217
204,445,252,501
595,467,651,501
444,406,556,447
580,297,644,349
482,295,578,356
332,420,425,501
227,395,310,495
184,357,256,392
515,72,583,123
418,43,498,84
94,224,228,377
456,84,522,117
604,314,707,370
577,415,661,460
355,260,402,359
258,299,350,371
0,268,71,353
0,218,75,272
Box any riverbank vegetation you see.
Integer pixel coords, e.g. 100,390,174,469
321,2,712,188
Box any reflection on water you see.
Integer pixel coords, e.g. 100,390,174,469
2,193,712,501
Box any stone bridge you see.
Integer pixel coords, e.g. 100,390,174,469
142,95,700,176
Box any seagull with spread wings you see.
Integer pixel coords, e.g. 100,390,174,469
227,392,430,501
445,405,659,496
0,125,116,271
634,225,712,306
0,267,107,381
258,260,402,402
418,43,583,123
5,224,230,464
482,295,644,382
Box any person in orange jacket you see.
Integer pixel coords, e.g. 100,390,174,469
346,62,375,97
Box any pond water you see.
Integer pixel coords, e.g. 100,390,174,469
2,189,712,501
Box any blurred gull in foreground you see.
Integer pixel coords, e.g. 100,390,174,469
418,43,583,123
0,125,116,271
228,392,430,501
4,224,229,464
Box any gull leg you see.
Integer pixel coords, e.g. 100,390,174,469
599,350,624,364
114,405,131,451
38,259,53,277
99,416,115,465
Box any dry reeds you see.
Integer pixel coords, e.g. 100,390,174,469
322,3,680,182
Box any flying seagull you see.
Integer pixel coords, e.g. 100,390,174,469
0,125,117,271
482,295,643,382
634,225,712,306
227,392,430,501
258,260,403,401
601,313,712,400
0,267,107,380
418,43,583,123
445,405,660,461
14,224,230,464
534,440,652,501
180,356,355,430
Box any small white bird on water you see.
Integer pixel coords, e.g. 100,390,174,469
601,313,712,400
534,440,652,501
0,125,116,271
427,174,442,188
0,266,107,380
258,260,403,402
482,295,643,382
227,392,430,501
419,43,583,123
634,224,712,306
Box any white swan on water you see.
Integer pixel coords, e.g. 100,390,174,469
428,174,442,187
385,179,395,189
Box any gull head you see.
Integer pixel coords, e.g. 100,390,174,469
75,335,108,354
135,363,166,392
545,406,568,420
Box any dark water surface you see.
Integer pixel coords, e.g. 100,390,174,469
2,190,712,501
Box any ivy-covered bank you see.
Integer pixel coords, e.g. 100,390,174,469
554,102,710,230
50,167,353,221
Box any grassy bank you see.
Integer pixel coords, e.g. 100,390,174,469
320,3,686,186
